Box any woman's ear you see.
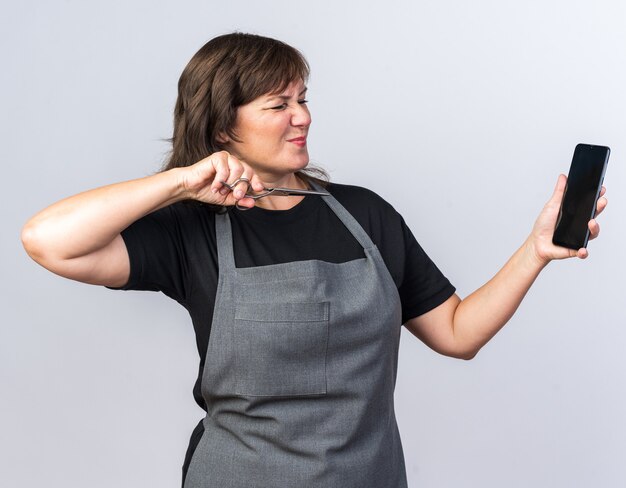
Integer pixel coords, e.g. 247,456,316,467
216,132,229,144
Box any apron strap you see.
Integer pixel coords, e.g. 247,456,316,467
215,210,236,271
310,181,377,251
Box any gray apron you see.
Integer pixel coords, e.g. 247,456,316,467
184,189,407,488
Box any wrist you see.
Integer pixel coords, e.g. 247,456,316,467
167,167,194,202
522,236,551,271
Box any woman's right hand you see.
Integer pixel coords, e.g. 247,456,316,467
178,151,265,209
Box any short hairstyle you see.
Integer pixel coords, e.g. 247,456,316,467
164,32,310,170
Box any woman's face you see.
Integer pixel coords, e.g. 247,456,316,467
223,79,311,179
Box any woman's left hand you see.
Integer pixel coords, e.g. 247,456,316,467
526,174,608,265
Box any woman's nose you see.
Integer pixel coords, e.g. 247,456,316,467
291,103,311,127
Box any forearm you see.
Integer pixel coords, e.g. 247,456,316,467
22,168,186,261
452,238,547,356
407,175,607,360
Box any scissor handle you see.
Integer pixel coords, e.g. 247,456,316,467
220,178,272,210
221,177,251,193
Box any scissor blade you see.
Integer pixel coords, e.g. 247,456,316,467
269,187,330,197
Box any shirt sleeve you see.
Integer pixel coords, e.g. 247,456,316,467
397,217,456,323
111,205,191,305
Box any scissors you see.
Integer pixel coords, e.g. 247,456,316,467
220,177,330,210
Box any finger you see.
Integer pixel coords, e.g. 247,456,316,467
577,247,589,259
229,165,260,202
548,174,567,207
599,185,606,197
230,170,253,200
229,163,263,198
249,173,265,193
595,196,608,217
210,152,233,194
588,219,600,240
227,155,246,183
248,171,265,192
222,155,247,196
235,196,256,209
227,177,249,200
217,156,245,197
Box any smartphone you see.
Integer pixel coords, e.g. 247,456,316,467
552,143,610,250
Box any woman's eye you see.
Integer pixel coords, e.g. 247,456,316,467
269,100,308,110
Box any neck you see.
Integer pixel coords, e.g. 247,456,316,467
258,171,303,188
254,171,307,211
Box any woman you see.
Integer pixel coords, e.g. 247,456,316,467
22,33,607,487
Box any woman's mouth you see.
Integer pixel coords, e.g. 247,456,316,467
287,136,307,148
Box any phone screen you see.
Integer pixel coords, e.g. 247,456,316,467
552,143,609,250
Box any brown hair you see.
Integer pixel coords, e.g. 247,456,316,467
162,32,328,186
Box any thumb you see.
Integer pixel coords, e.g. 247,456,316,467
548,174,567,207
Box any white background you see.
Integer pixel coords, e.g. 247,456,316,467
2,1,625,486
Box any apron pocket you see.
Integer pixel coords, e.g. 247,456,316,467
234,302,329,397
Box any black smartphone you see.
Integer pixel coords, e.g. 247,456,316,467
552,143,610,250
